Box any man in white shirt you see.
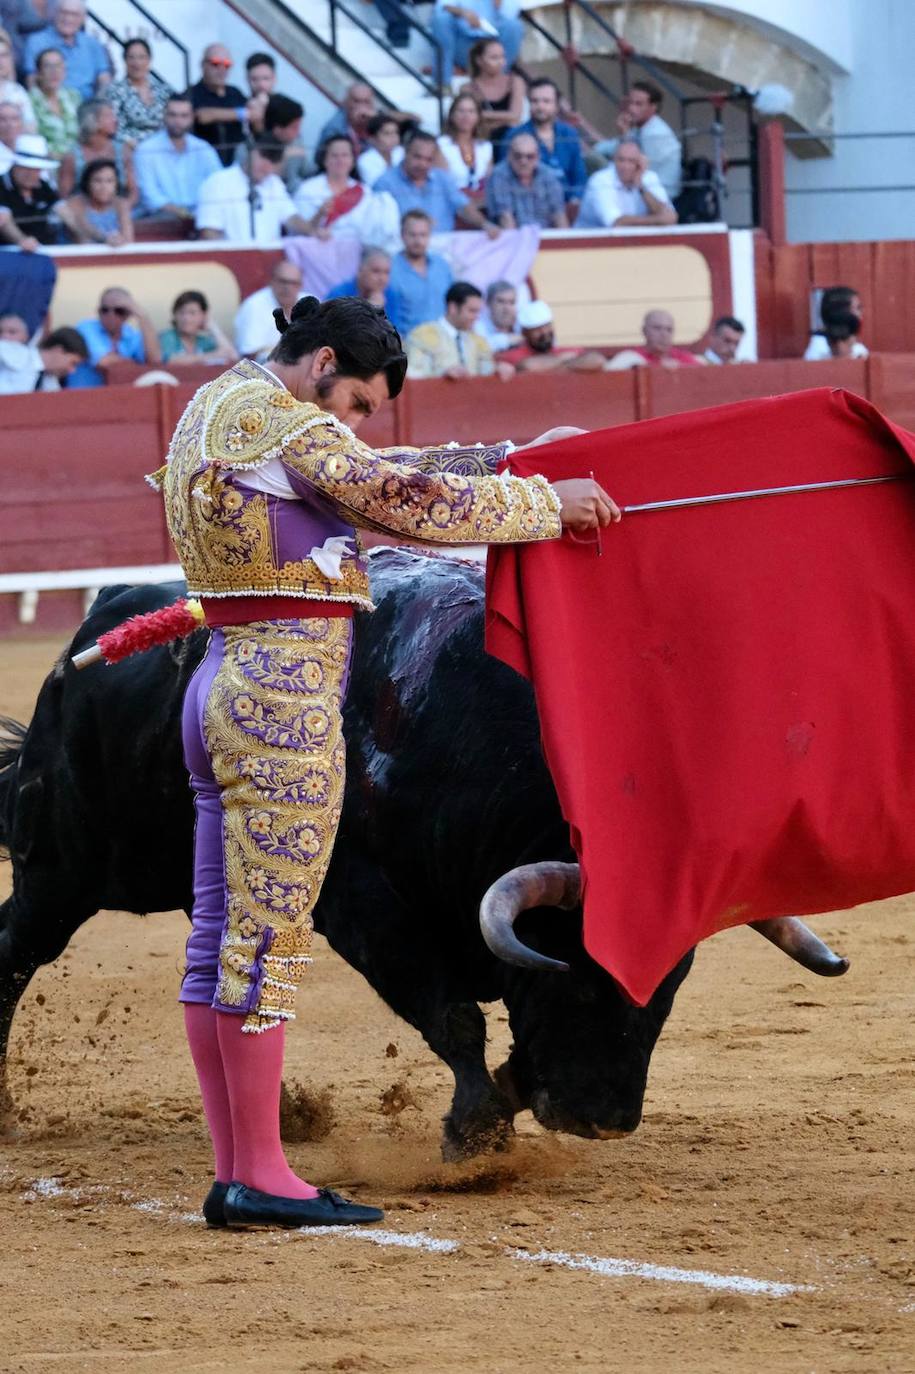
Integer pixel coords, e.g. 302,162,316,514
594,81,683,200
196,135,311,244
0,325,88,393
234,259,303,358
578,141,677,229
703,315,746,364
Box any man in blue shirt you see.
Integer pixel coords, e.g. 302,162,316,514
135,94,222,219
502,78,587,210
325,245,407,335
375,130,499,235
23,0,111,101
69,285,161,388
387,209,453,338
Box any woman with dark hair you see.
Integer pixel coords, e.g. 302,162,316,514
437,91,492,193
56,156,133,244
106,37,173,144
294,133,400,248
804,284,868,360
159,289,238,365
356,111,403,187
149,295,617,1231
461,38,525,153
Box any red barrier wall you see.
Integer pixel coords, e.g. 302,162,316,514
1,359,911,633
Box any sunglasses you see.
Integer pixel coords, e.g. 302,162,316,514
100,304,129,318
206,57,233,68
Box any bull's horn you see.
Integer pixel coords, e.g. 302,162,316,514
479,861,580,973
750,916,849,976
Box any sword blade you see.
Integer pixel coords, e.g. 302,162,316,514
621,472,911,515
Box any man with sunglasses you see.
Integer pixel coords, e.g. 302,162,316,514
484,131,568,228
69,285,161,388
188,43,248,168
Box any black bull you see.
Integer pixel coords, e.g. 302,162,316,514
1,549,697,1158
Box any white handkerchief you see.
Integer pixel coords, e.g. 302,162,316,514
309,535,355,580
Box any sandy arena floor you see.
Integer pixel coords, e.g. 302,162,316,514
0,636,913,1374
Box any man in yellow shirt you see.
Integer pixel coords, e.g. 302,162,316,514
406,281,514,380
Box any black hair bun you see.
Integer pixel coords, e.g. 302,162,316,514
272,305,290,335
272,296,320,336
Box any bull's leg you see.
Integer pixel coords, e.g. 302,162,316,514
0,893,92,1135
318,856,515,1161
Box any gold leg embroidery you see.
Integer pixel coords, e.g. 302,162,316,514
203,617,351,1032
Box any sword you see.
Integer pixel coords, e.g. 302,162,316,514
621,472,911,515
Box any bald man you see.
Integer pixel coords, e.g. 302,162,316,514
606,309,704,370
189,43,249,166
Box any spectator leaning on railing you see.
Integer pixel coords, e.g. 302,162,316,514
0,132,60,247
406,280,512,380
388,207,453,337
485,131,567,229
594,81,682,201
134,92,221,222
106,37,172,145
234,259,302,359
189,44,248,169
703,315,745,364
375,128,499,234
0,323,87,392
607,308,703,369
56,155,133,245
23,0,111,102
577,140,676,229
69,284,160,388
502,77,587,212
196,134,312,244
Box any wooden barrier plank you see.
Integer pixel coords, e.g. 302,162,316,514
867,353,915,432
872,243,915,354
642,358,868,419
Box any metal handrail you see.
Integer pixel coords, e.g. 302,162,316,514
87,2,190,90
520,9,621,112
567,0,684,107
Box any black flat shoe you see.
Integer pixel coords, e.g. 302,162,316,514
202,1181,229,1228
223,1182,384,1229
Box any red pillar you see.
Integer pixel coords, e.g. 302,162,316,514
758,120,787,247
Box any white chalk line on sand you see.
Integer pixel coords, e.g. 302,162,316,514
20,1175,809,1298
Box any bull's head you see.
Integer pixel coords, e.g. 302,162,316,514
480,862,848,1141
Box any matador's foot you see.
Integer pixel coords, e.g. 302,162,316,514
223,1182,384,1228
202,1181,229,1228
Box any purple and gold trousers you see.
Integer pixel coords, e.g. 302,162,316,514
180,616,353,1033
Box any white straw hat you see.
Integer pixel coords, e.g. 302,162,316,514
11,133,59,171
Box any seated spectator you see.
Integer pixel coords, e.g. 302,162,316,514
23,0,112,102
438,93,492,193
106,37,172,145
326,245,406,332
375,128,498,234
0,322,87,391
263,94,308,192
606,308,703,369
703,315,745,364
477,278,521,351
577,140,676,229
804,285,868,360
497,299,604,371
196,135,310,243
388,208,453,337
461,38,525,156
56,156,133,245
244,51,276,134
69,284,160,387
317,82,415,155
28,47,79,159
58,98,136,205
0,3,45,72
234,259,303,358
158,288,238,366
0,133,60,247
294,133,399,249
189,44,248,168
0,26,35,131
407,280,511,381
594,82,682,200
503,77,586,211
0,309,28,340
134,92,220,221
431,0,522,90
357,111,403,188
0,98,23,174
485,131,567,228
822,313,862,359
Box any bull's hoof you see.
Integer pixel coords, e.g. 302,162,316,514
441,1112,515,1163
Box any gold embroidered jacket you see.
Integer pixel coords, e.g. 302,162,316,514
149,359,561,609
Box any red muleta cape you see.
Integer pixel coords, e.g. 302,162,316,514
486,388,915,1005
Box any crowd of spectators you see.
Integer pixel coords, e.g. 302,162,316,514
0,5,869,393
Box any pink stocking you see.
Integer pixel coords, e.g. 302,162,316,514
215,1013,319,1199
183,1003,234,1184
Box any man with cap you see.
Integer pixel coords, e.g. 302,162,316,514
497,299,605,372
0,131,59,248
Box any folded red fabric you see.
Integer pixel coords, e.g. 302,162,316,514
486,388,915,1004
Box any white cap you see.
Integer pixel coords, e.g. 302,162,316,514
518,300,553,330
11,133,58,171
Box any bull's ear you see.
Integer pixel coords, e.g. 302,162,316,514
750,917,849,976
479,862,579,973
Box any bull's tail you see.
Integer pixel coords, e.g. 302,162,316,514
0,718,26,859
